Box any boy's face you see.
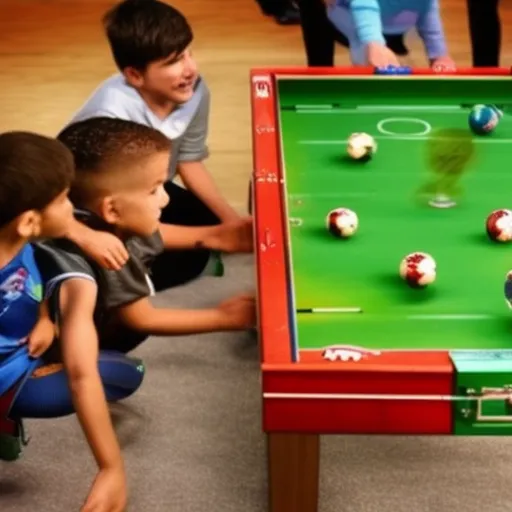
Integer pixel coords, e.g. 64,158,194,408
105,151,170,237
127,46,198,105
16,189,74,240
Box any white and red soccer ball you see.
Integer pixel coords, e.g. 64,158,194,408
347,132,377,161
486,209,512,242
326,208,358,238
399,252,437,288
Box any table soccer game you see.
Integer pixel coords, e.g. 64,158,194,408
251,67,512,510
251,64,512,479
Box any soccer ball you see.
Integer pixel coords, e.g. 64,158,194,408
326,208,358,238
399,252,436,288
347,132,377,161
469,105,500,135
486,209,512,242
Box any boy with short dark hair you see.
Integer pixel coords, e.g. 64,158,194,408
65,0,246,285
0,132,140,512
44,117,254,356
0,132,74,400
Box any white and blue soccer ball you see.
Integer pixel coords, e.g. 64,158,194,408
469,105,500,135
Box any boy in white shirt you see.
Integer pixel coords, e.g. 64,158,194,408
65,0,247,288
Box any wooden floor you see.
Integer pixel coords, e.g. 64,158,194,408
2,0,512,211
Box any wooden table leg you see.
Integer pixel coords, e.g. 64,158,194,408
267,432,320,512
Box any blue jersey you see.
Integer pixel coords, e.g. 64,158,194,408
0,244,43,397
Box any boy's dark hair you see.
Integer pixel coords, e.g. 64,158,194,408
57,117,171,205
0,132,74,227
103,0,193,71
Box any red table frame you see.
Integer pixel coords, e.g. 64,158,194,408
250,66,512,512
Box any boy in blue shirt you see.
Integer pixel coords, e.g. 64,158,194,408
0,132,76,437
0,132,143,512
324,0,455,69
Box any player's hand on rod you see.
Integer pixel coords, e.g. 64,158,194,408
366,42,400,68
431,55,456,72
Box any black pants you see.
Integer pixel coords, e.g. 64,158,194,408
296,0,336,66
467,0,500,67
296,0,407,66
151,181,220,292
255,0,291,15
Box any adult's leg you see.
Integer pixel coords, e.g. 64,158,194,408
255,0,301,24
9,351,145,419
467,0,500,67
296,0,336,66
151,181,220,291
255,0,286,15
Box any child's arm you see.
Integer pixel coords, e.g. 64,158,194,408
65,217,129,271
416,0,450,62
116,294,255,336
58,278,127,512
175,84,240,224
343,0,399,66
348,0,386,47
26,300,55,358
158,216,253,253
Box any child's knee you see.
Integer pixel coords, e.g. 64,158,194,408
98,352,145,402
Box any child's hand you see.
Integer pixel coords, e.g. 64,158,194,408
27,316,55,358
365,42,400,67
431,56,456,72
217,294,256,330
81,466,127,512
81,230,129,271
208,217,254,254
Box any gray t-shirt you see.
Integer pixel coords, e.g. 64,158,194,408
66,74,210,181
35,212,164,342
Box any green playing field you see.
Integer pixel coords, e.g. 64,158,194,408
277,76,512,351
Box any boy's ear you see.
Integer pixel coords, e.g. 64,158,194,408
16,211,42,238
123,67,145,89
99,196,120,225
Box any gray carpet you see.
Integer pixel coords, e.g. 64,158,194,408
3,254,512,511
